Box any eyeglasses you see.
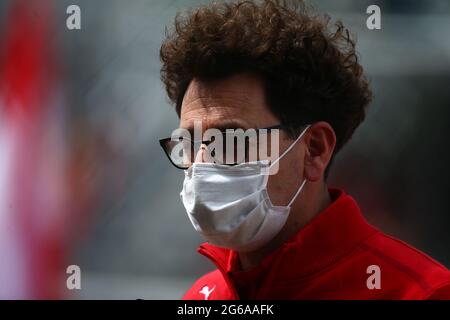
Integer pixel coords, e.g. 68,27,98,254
159,124,286,169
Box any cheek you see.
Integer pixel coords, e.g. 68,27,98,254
266,177,285,206
267,157,304,205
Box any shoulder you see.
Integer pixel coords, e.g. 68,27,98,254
361,231,450,299
182,269,234,300
425,282,450,300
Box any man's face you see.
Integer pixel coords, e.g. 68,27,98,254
179,73,307,206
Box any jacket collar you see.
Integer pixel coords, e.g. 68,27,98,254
198,189,378,293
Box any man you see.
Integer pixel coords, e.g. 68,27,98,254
158,0,450,299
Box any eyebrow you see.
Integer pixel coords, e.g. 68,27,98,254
183,119,251,136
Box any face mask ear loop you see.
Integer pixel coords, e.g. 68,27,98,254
269,124,311,169
288,179,307,207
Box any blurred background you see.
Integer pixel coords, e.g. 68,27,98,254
0,0,449,299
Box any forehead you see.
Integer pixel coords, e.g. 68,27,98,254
179,73,278,131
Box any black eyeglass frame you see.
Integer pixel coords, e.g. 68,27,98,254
159,124,287,169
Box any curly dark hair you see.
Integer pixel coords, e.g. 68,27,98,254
160,0,372,158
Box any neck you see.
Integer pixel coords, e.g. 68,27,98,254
238,182,331,271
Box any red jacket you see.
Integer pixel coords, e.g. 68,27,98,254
183,189,450,300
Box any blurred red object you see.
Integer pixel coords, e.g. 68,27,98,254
0,0,68,299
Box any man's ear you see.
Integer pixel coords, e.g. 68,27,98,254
303,122,336,182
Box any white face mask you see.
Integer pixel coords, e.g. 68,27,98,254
180,125,310,252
